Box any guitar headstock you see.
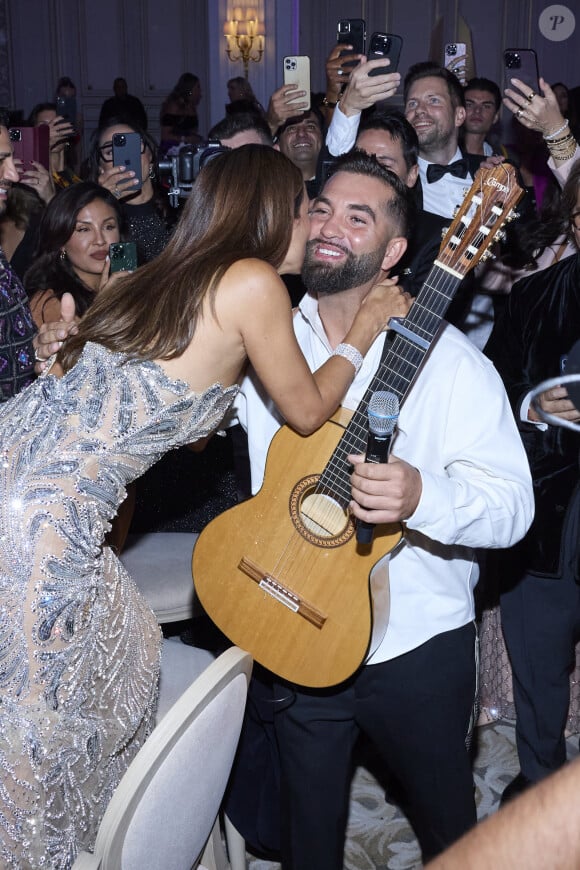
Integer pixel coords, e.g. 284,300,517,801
436,163,524,277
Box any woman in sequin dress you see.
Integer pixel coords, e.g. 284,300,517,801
0,145,410,868
88,120,176,263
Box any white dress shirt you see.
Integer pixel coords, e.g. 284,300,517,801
232,293,534,664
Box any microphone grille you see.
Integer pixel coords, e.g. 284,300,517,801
367,390,399,436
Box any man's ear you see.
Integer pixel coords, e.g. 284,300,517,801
455,106,467,128
407,164,420,188
381,236,407,271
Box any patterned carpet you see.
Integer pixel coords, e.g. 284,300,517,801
247,720,580,870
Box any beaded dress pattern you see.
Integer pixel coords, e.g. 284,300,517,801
0,341,238,868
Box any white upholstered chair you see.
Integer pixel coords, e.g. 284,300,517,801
120,532,199,624
72,646,252,870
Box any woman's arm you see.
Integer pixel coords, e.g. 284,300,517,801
235,260,410,435
29,289,62,330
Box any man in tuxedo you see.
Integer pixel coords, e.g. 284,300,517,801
231,150,533,867
325,68,473,323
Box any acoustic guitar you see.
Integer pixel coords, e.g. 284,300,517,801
193,163,524,688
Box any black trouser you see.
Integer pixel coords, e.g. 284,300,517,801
501,567,580,781
274,622,478,870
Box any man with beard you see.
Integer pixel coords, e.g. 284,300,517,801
0,115,36,400
228,151,534,867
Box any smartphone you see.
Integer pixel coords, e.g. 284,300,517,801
337,18,366,70
109,241,138,273
444,42,467,85
112,131,143,189
503,48,540,94
368,32,403,77
9,125,50,171
283,56,311,111
56,95,77,125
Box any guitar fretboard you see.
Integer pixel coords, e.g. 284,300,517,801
318,261,462,508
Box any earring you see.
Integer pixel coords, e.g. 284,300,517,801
60,250,66,261
148,165,155,180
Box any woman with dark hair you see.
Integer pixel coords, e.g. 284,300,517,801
0,145,408,868
160,72,203,152
87,118,175,263
24,181,125,326
29,102,79,189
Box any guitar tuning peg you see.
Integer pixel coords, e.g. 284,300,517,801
480,249,496,263
506,209,520,223
494,229,506,243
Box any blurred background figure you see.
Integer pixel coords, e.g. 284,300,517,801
226,76,265,117
29,102,78,189
55,76,83,171
160,72,203,153
99,77,148,131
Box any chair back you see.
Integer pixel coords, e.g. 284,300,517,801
82,646,251,870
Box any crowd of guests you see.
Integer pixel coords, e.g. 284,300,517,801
0,39,580,869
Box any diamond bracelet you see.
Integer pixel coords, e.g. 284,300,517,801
332,343,364,375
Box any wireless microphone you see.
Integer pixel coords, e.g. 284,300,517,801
356,390,400,544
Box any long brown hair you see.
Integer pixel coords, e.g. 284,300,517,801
59,145,304,371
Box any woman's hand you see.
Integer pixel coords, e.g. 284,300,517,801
503,77,566,138
98,163,139,200
98,256,133,294
17,160,55,203
45,116,75,152
345,276,412,352
33,292,78,373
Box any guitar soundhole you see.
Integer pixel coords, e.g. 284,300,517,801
290,475,355,548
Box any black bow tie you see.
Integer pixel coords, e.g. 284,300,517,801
426,158,469,184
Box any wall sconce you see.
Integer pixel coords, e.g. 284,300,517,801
224,7,264,79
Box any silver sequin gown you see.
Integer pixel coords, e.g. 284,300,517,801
0,341,237,868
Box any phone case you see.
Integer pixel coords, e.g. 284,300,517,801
368,32,403,76
444,42,467,84
9,125,50,170
112,131,143,189
504,48,540,94
56,95,76,124
109,242,138,273
283,56,311,110
337,18,366,67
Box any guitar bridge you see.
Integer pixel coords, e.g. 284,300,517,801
238,557,327,630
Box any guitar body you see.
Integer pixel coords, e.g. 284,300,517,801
193,411,402,688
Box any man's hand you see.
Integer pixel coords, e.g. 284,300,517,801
338,58,401,118
33,293,78,373
267,84,308,135
324,44,362,103
349,453,422,523
529,385,580,425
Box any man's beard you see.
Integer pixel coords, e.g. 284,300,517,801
302,240,385,296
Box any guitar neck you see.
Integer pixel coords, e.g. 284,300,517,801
318,262,462,508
